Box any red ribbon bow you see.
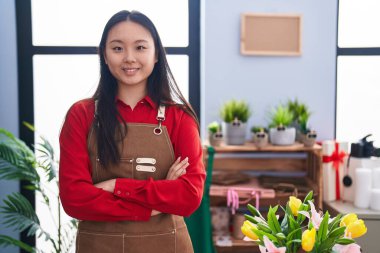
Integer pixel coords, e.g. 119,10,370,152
322,142,347,200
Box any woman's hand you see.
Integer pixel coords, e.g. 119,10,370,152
94,179,116,193
166,157,189,180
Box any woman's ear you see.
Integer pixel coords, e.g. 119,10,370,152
103,53,108,65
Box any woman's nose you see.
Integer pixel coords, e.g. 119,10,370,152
123,51,136,63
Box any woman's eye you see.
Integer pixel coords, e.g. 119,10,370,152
113,47,123,52
137,45,146,50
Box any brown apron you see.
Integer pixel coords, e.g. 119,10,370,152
75,104,194,253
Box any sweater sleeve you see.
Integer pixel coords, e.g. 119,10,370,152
113,111,206,217
59,101,152,221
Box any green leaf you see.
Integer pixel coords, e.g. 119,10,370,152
317,211,330,242
286,239,301,247
0,234,35,252
275,232,286,240
336,238,355,245
267,206,282,233
327,226,346,239
0,129,39,183
253,227,278,243
0,193,50,241
303,191,313,204
328,214,343,231
286,227,302,241
296,203,308,224
244,214,259,224
247,204,263,219
257,223,273,233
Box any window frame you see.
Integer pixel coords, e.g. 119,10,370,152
336,0,380,138
15,0,200,251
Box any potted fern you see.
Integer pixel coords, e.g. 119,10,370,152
287,99,312,142
220,99,251,145
268,104,296,146
251,126,269,148
0,126,77,253
207,121,223,146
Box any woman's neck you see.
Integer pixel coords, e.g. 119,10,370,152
117,84,147,110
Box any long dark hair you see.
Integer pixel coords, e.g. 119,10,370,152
93,10,198,168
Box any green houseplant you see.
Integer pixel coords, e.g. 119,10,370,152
268,104,296,146
287,99,315,144
207,121,223,146
0,126,77,253
220,99,251,145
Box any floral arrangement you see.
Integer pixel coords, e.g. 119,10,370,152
241,191,367,253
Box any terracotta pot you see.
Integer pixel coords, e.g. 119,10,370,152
209,132,224,146
252,132,268,148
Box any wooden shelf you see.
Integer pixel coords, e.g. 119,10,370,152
207,143,323,252
211,142,321,153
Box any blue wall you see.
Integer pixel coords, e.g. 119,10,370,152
201,0,337,140
0,0,19,252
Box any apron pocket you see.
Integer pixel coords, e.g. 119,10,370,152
123,230,175,253
76,231,123,253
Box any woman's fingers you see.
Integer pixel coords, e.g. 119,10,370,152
167,157,189,180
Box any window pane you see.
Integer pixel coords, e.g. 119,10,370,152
167,55,189,101
336,56,380,146
32,0,188,47
338,0,380,47
33,55,98,252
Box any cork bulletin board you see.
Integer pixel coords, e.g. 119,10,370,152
241,13,302,56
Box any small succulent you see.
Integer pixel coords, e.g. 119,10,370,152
208,121,221,134
268,105,294,128
220,99,251,123
251,126,268,133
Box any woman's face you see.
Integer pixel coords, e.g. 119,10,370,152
104,21,157,90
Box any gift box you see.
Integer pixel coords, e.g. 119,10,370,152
322,141,349,202
344,156,380,202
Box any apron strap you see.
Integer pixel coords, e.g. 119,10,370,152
154,105,166,135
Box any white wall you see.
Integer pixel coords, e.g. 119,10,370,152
0,0,20,252
201,0,338,140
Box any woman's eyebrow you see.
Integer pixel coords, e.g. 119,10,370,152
109,39,124,44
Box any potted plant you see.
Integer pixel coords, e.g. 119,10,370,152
287,99,312,142
0,126,77,252
220,99,251,145
251,126,269,148
207,121,223,146
268,104,296,146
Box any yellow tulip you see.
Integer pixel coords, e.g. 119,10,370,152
302,228,316,252
340,213,367,238
289,196,302,216
346,219,367,238
241,220,259,240
340,213,358,227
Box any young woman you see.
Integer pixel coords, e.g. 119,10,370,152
59,10,205,253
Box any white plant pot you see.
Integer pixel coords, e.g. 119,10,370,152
222,122,247,145
269,127,296,146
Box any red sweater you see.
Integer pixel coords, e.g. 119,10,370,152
59,96,205,222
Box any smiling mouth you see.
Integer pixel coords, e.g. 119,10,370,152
122,67,139,74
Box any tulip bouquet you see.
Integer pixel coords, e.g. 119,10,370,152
241,191,367,253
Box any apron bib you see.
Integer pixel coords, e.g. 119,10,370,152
75,104,194,253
